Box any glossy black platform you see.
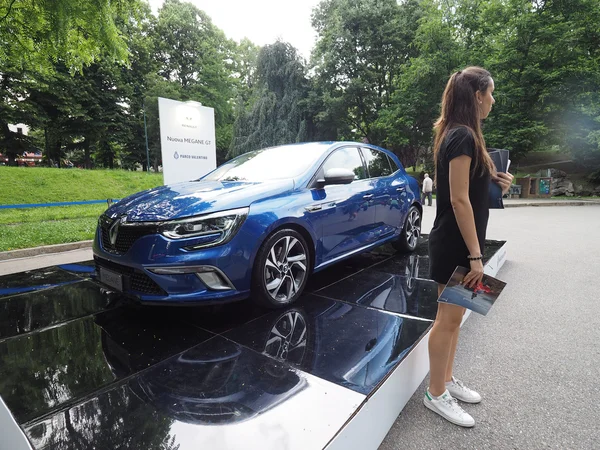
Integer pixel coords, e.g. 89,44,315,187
0,236,507,450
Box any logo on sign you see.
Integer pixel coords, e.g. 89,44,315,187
174,151,179,160
182,115,198,129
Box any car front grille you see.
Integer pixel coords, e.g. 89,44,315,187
95,256,166,296
100,217,159,254
130,272,164,295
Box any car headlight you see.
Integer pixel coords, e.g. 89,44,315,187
159,207,249,248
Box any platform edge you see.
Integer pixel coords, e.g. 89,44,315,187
324,242,508,450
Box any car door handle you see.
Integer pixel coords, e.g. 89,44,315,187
396,186,406,192
363,194,374,200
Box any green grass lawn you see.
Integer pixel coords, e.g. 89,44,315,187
0,167,163,251
0,166,163,204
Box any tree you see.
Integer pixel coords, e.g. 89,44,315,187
117,3,160,171
231,38,261,107
0,0,137,70
229,41,310,157
568,93,600,183
0,0,142,164
26,66,79,167
436,0,600,161
152,0,236,164
379,0,600,171
310,0,420,144
25,58,130,169
376,0,458,169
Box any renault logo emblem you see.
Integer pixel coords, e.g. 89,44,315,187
109,216,126,246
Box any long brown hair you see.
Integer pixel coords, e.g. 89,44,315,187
433,66,494,176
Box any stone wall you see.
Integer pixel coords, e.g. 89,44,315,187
549,168,600,197
549,169,574,196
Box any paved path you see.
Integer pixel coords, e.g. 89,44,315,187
0,248,92,276
380,205,600,450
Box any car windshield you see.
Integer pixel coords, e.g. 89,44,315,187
202,143,329,182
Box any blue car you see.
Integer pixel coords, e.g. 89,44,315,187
93,142,422,308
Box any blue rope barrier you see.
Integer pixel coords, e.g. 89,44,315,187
0,199,119,209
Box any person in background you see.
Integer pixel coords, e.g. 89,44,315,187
424,66,513,427
422,173,433,206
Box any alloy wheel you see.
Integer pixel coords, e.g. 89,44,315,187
405,209,421,249
405,254,420,291
264,310,308,365
264,236,308,303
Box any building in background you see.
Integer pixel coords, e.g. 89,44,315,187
7,123,29,136
0,123,42,166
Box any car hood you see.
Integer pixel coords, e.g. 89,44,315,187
105,179,295,222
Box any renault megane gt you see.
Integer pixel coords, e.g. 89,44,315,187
93,142,422,308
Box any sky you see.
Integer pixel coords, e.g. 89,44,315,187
147,0,322,60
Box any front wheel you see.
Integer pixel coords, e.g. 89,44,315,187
392,206,421,253
251,229,311,309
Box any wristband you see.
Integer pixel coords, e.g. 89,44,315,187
467,255,483,261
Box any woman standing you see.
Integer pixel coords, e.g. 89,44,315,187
424,67,513,427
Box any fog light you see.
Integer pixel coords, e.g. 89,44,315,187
197,271,232,291
148,265,235,291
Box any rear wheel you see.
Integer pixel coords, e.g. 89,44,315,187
251,229,311,309
392,206,421,253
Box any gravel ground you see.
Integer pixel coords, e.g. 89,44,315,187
380,205,600,450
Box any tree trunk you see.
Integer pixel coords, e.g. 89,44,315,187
47,129,63,168
44,127,49,161
84,139,92,169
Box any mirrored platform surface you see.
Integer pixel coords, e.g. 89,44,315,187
224,295,431,395
0,236,506,449
317,270,440,320
0,267,82,300
24,335,364,450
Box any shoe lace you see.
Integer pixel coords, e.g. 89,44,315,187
453,378,467,390
443,395,466,415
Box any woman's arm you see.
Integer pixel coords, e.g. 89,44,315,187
449,155,480,256
449,154,484,287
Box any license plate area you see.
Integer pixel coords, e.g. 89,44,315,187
99,267,123,291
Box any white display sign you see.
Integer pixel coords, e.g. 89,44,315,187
158,97,217,185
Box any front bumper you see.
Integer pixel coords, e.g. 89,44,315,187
92,223,254,304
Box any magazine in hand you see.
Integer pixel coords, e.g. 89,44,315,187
437,266,507,316
488,148,510,209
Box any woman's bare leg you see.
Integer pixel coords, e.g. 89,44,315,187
445,308,466,382
428,284,466,396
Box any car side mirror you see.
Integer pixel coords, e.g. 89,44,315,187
316,168,356,188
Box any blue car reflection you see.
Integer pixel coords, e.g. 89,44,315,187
93,142,422,308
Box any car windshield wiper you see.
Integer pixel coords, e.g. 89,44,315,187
220,176,247,182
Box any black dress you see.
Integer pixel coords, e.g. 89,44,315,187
429,127,490,285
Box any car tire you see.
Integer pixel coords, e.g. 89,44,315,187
251,229,311,309
392,205,421,253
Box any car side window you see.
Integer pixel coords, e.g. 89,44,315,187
322,147,367,181
362,148,393,178
387,154,400,173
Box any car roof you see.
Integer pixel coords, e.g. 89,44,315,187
271,141,394,154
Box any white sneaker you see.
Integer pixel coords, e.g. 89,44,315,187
424,389,475,427
446,376,482,404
